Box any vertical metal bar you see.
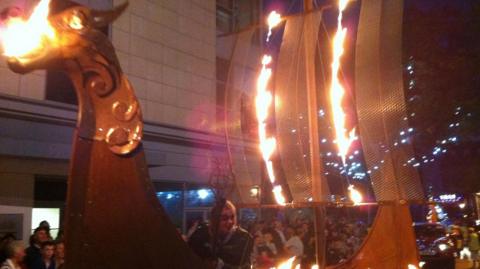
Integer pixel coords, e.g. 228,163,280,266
304,0,326,267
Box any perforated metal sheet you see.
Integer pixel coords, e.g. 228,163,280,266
355,0,424,201
221,29,262,204
275,11,330,202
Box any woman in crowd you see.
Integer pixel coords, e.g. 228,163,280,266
1,241,25,269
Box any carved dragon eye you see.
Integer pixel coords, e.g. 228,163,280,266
68,11,85,30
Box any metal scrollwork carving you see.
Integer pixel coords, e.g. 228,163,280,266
5,1,142,155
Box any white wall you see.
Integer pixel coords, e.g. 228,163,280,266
0,0,217,131
112,0,217,131
0,205,32,246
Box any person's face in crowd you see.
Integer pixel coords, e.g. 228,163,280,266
13,246,25,263
264,233,273,243
296,228,305,238
274,220,283,230
55,243,65,259
285,227,294,238
254,236,263,245
36,230,48,244
219,206,235,235
41,245,55,260
260,250,269,258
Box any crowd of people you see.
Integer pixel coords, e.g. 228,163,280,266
324,216,368,265
448,220,480,268
241,214,368,267
247,218,316,268
0,222,64,269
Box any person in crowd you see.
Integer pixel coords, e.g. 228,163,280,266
54,230,64,243
250,221,265,238
53,241,64,269
301,222,316,268
256,249,275,268
449,225,464,256
38,222,53,241
263,232,277,257
271,220,286,258
31,241,55,269
252,235,274,268
0,234,16,264
0,241,25,269
24,227,49,269
284,227,304,258
468,227,480,269
188,200,253,269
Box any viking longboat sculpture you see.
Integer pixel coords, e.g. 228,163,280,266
4,1,208,268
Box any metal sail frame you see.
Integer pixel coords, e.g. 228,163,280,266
224,0,424,268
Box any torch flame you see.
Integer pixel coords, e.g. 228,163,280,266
273,257,319,269
274,257,298,269
256,13,286,206
267,11,281,42
330,0,355,165
348,185,363,205
1,0,55,59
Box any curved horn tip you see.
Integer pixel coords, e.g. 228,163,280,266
116,2,129,13
91,1,129,28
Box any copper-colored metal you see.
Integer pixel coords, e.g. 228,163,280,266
7,2,141,155
5,1,208,268
304,1,327,267
323,0,422,267
355,0,424,201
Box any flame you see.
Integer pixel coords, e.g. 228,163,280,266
348,185,363,204
267,11,281,41
274,257,297,269
408,265,418,269
2,0,55,59
256,12,286,206
330,0,355,165
273,257,318,269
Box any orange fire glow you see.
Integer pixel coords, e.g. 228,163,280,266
267,11,281,41
275,257,298,269
1,0,55,60
330,0,355,165
256,12,286,206
274,257,319,269
348,185,363,205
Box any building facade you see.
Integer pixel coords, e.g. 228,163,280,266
0,0,237,241
0,0,264,240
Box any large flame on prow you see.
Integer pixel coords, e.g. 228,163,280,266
330,0,355,165
1,0,55,60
